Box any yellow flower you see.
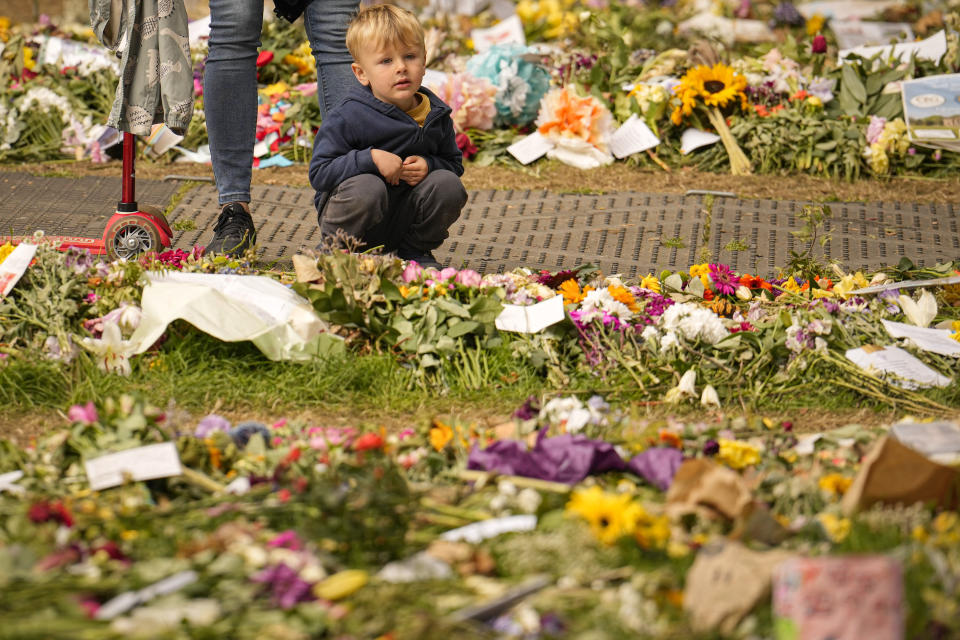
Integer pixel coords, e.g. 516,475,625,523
806,13,825,35
429,420,453,451
781,277,803,295
262,81,289,96
0,17,10,42
670,63,748,125
949,320,960,343
23,47,35,70
559,278,585,305
911,525,928,542
818,513,851,543
818,473,852,497
120,529,139,541
716,439,761,469
932,512,958,535
608,285,640,312
0,242,14,265
635,512,671,550
640,274,660,293
831,271,869,298
688,263,711,288
565,486,642,545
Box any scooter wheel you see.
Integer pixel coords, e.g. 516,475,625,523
104,215,162,261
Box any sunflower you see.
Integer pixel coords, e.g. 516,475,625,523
670,63,748,125
565,486,642,545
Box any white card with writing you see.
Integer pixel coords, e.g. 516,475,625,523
0,243,38,297
845,345,952,390
680,128,720,154
470,14,525,53
496,294,565,333
84,442,182,491
882,320,960,357
507,131,555,165
609,114,660,159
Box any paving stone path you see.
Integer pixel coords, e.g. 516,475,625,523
2,172,957,276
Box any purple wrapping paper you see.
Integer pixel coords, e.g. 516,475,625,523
467,430,684,489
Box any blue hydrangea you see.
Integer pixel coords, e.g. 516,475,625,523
466,44,551,127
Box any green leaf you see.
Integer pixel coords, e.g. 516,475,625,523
448,320,479,338
841,64,867,103
434,298,471,319
380,277,404,303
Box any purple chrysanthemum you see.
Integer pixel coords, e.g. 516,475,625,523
709,263,740,296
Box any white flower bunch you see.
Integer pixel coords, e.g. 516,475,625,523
540,394,609,433
654,302,729,347
577,288,633,322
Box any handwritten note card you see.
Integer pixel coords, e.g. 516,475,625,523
84,443,182,491
845,345,952,390
609,114,660,159
507,131,555,165
470,14,525,53
0,243,37,297
495,294,565,333
882,320,960,357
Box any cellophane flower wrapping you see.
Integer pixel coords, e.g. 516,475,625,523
428,72,498,132
466,44,552,127
535,85,614,168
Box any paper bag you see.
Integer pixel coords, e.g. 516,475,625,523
842,436,960,514
684,540,795,633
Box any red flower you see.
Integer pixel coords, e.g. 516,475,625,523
353,433,384,452
256,51,274,67
277,488,292,502
812,35,827,54
28,500,74,527
456,132,478,159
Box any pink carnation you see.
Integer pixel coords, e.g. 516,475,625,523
430,73,497,132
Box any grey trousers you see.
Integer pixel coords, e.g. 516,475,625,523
320,170,467,253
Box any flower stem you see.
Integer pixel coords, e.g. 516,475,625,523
706,107,752,176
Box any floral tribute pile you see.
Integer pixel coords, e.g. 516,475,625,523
2,389,960,637
1,1,959,177
1,230,960,636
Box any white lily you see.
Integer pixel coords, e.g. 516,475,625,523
898,289,937,327
700,384,720,408
665,369,697,403
81,321,134,376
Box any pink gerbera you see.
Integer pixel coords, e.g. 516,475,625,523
709,263,740,295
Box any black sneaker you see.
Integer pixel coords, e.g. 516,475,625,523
398,249,442,270
209,203,256,256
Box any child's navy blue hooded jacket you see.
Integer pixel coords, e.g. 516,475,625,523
308,84,463,211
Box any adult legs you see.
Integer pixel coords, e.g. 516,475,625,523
205,0,263,207
303,0,359,117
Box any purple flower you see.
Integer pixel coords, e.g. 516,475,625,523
703,440,720,456
807,77,836,103
735,0,751,18
513,395,540,420
64,248,95,275
709,263,740,296
770,2,804,27
68,401,98,425
195,414,231,438
908,147,916,156
251,563,315,609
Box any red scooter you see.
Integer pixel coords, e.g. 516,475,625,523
3,132,173,260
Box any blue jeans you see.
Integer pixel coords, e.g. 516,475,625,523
205,0,358,206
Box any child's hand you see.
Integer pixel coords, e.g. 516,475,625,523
400,156,428,186
371,149,403,185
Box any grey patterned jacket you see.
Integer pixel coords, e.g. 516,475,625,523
89,0,194,135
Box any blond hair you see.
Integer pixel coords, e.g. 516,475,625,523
346,4,425,60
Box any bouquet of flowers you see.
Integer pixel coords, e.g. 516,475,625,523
670,62,752,175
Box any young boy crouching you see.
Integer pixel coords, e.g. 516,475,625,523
308,4,466,269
